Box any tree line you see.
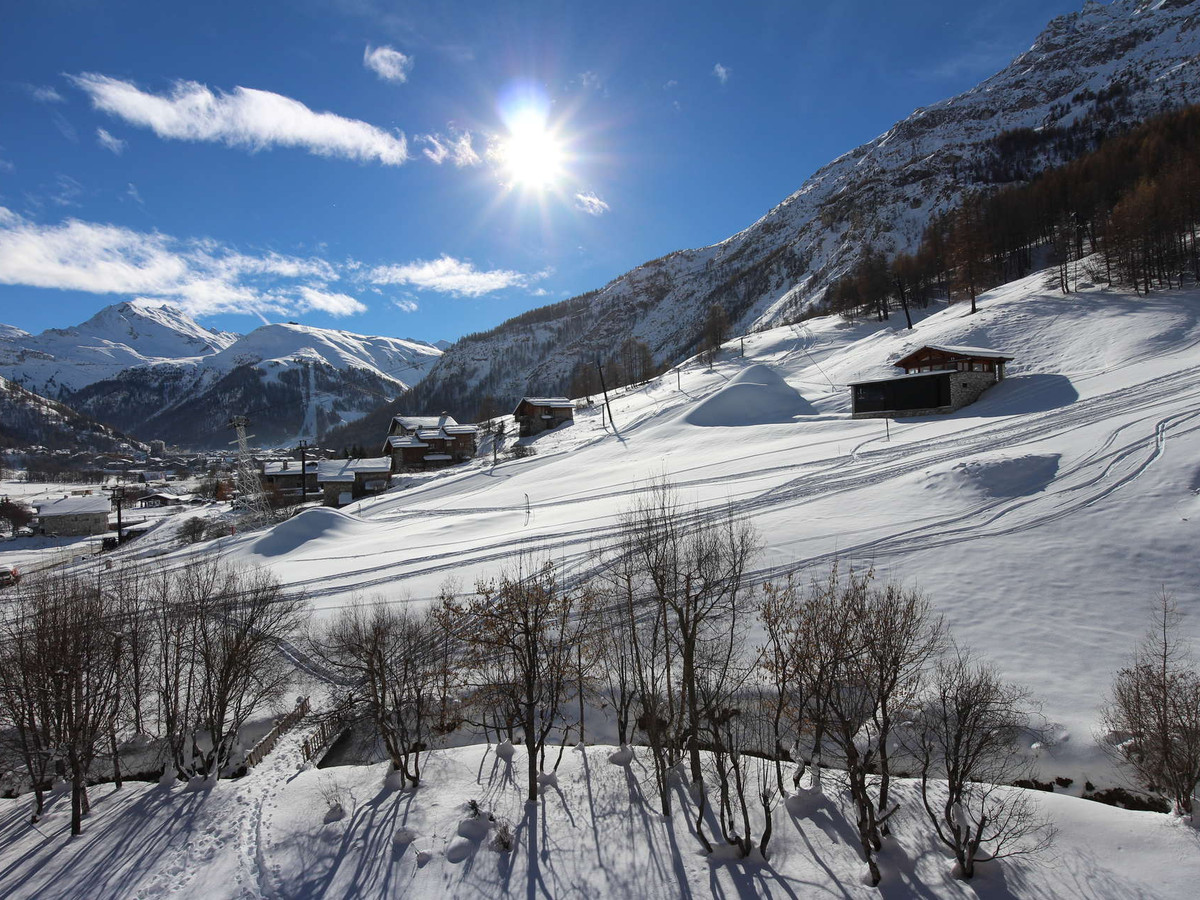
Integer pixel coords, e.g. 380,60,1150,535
827,104,1200,322
0,561,304,835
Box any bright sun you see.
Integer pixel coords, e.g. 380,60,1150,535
499,107,564,190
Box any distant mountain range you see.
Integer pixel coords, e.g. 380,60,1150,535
375,0,1200,430
0,302,443,449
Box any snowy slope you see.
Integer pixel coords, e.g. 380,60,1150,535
407,0,1200,416
2,738,1197,899
145,267,1200,786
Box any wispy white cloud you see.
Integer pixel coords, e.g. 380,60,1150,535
663,79,678,90
392,298,419,313
367,255,540,297
69,73,409,166
363,45,413,83
28,85,65,103
125,183,144,205
574,191,609,216
97,127,125,155
296,285,367,316
0,207,368,318
419,129,480,167
712,63,731,85
579,71,603,91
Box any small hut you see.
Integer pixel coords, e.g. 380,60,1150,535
514,397,574,437
850,344,1014,418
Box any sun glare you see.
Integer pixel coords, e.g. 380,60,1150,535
499,106,564,191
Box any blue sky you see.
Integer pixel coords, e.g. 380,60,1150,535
0,0,1082,344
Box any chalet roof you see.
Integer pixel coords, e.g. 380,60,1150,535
416,428,451,442
386,435,430,449
521,397,573,408
392,413,458,431
262,460,315,476
849,370,958,387
317,457,392,483
36,496,111,516
893,344,1014,368
443,424,478,435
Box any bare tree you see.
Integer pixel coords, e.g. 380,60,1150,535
908,649,1053,879
0,572,121,834
312,600,447,787
448,560,597,803
156,561,305,780
1102,591,1200,816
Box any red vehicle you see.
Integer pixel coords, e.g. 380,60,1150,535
0,564,20,587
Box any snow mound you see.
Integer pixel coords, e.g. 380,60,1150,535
924,453,1061,499
250,507,373,558
683,364,816,427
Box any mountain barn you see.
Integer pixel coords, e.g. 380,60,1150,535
383,413,478,470
34,495,112,536
317,457,393,507
850,345,1014,418
514,397,574,436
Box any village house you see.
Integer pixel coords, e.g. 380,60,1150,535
383,412,478,471
34,495,111,536
850,344,1014,418
513,397,574,437
262,459,320,497
317,457,394,507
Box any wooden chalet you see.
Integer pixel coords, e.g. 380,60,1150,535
383,413,478,470
514,397,574,437
850,344,1014,418
262,459,319,497
317,457,394,507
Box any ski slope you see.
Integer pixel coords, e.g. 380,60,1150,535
143,267,1200,782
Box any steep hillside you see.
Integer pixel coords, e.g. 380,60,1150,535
0,374,140,453
393,0,1200,424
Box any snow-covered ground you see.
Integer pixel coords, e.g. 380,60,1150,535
4,268,1200,896
137,268,1200,782
2,737,1197,899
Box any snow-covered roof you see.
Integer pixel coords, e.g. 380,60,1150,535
443,424,478,435
393,414,457,431
895,344,1014,365
262,461,314,476
848,370,959,386
517,397,573,410
36,496,111,516
317,457,393,482
386,435,430,449
416,428,451,441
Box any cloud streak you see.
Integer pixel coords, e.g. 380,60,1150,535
368,255,540,297
0,207,366,318
712,63,731,85
419,129,481,167
363,45,413,83
69,73,409,166
97,128,125,155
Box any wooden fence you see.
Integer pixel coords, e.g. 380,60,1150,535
300,714,348,763
241,696,311,772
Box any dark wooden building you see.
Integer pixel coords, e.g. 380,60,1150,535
514,397,574,437
850,344,1014,418
383,413,478,471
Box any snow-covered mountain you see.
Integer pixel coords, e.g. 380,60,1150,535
0,301,238,396
0,302,444,448
406,0,1200,415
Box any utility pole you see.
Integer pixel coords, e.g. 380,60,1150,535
108,485,125,543
297,439,310,502
596,360,615,431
